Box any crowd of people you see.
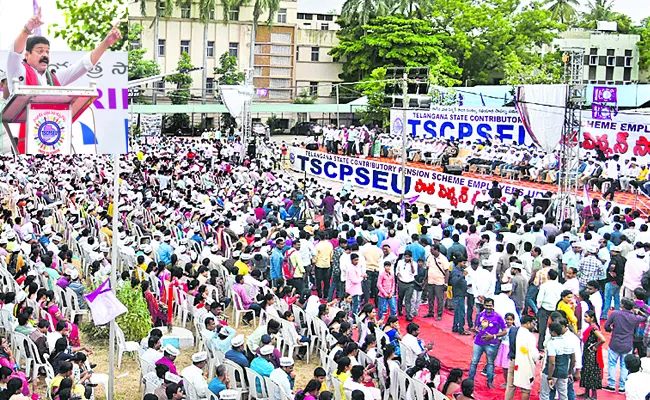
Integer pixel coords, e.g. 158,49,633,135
0,133,649,400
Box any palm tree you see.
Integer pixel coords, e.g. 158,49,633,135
198,0,217,106
388,0,433,19
224,0,281,73
583,0,615,23
138,0,174,103
340,0,389,26
544,0,580,24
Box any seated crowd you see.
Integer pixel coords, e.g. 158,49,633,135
0,134,650,400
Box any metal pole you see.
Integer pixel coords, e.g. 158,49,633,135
108,154,120,400
336,84,340,127
400,72,408,209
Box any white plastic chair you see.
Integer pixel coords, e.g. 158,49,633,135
278,319,309,362
139,356,156,393
115,323,140,368
230,290,256,328
25,336,49,381
331,375,344,400
65,288,89,323
222,359,249,398
245,367,270,400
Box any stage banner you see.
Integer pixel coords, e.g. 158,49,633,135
0,51,128,154
581,114,650,162
390,106,531,145
139,114,163,137
288,146,547,210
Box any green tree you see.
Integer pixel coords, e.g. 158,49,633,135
578,0,634,32
340,0,389,25
502,51,563,86
49,0,127,51
214,52,244,84
330,15,461,83
138,0,175,103
636,18,650,71
544,0,579,25
214,52,244,129
165,52,194,132
128,23,160,105
355,67,389,125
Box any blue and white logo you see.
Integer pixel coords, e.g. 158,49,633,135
37,121,62,146
393,117,403,134
290,153,296,164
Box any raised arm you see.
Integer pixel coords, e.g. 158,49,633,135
90,23,123,65
15,8,43,53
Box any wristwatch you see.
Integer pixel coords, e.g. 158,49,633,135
23,25,33,35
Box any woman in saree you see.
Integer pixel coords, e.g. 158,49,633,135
39,290,81,346
0,338,29,396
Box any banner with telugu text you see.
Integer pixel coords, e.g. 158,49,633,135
288,146,547,210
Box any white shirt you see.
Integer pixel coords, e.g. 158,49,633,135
540,243,563,269
473,268,496,302
269,368,293,398
624,371,650,400
562,278,580,296
400,333,424,368
396,259,417,283
181,364,209,399
6,50,94,95
605,159,619,179
141,348,163,366
47,331,62,353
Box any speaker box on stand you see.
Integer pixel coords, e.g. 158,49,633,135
444,165,463,176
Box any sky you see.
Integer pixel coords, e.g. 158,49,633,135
0,0,69,51
296,0,648,24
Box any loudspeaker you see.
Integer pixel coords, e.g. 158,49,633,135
247,143,256,158
444,165,463,176
533,198,551,214
306,143,319,150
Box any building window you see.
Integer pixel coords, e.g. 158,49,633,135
154,81,165,93
321,23,329,30
311,47,319,62
229,8,239,21
209,8,215,19
130,38,141,50
181,5,191,18
158,39,166,56
270,78,290,88
309,81,318,95
270,56,291,66
271,33,291,43
180,40,190,54
270,67,290,76
269,90,291,100
625,49,633,57
254,66,263,76
207,41,215,57
254,44,263,54
206,78,214,94
623,67,632,81
277,8,287,24
303,22,312,28
229,42,239,57
271,45,291,55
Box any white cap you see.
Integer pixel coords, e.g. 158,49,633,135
163,344,180,356
211,245,219,253
16,291,27,303
369,234,378,243
611,245,622,252
231,334,245,347
142,244,152,253
431,232,442,241
259,345,274,356
164,372,181,383
279,357,294,367
191,351,208,363
501,283,513,292
51,235,62,242
0,238,7,245
69,269,80,280
219,390,239,400
482,259,495,267
586,246,598,254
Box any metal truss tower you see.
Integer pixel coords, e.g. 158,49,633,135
555,48,586,226
241,68,254,152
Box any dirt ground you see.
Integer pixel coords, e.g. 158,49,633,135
28,320,321,400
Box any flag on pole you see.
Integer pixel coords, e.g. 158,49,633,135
33,0,42,36
84,278,127,326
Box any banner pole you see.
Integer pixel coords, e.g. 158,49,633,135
108,154,120,400
400,73,408,215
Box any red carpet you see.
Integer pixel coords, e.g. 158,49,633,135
389,304,626,400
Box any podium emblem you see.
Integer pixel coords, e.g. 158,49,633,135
32,111,67,154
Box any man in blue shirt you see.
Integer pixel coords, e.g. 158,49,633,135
405,234,426,263
250,345,275,393
540,322,575,400
208,365,229,397
225,335,249,368
157,236,173,265
270,238,286,286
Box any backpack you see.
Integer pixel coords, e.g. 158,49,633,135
282,248,297,280
7,252,18,275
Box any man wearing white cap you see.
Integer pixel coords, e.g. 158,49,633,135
217,389,238,400
250,345,275,391
47,234,62,257
181,351,209,399
270,357,295,398
493,283,520,327
155,344,181,376
473,260,497,316
225,334,249,368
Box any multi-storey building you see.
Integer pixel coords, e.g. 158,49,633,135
128,0,343,103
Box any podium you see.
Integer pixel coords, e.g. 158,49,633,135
1,81,99,155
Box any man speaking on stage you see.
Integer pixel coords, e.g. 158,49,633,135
4,6,122,153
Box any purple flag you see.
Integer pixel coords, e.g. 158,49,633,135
593,86,617,103
84,278,127,326
592,103,613,120
33,0,42,36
